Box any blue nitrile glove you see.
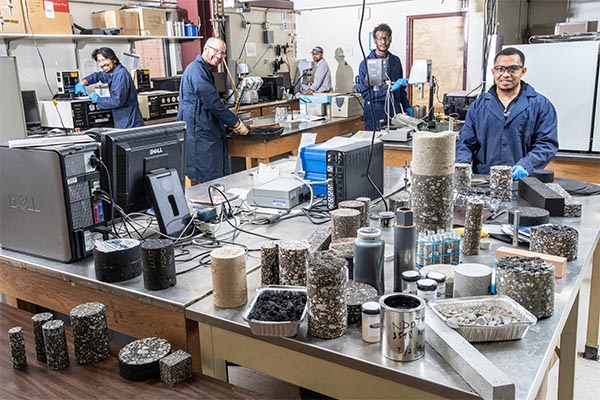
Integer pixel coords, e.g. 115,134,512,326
89,92,100,103
391,78,409,91
406,107,413,117
74,82,86,96
512,165,529,181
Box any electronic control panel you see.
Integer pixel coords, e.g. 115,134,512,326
40,99,114,129
138,91,179,120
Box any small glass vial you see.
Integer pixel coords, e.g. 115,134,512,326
378,211,395,228
361,301,381,343
417,278,438,303
401,270,421,295
426,272,447,299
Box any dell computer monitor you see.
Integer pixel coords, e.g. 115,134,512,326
100,121,189,236
21,90,42,129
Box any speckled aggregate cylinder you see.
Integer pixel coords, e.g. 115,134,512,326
453,263,492,298
530,224,578,261
345,280,379,324
278,240,311,286
8,326,27,369
260,241,279,285
489,165,512,202
411,131,456,233
69,302,110,365
389,192,411,213
119,337,171,381
463,199,484,256
329,237,355,279
496,256,555,318
210,246,248,308
420,264,455,298
141,239,177,291
339,200,368,228
454,163,472,188
307,251,348,339
331,208,361,240
42,320,69,370
31,312,53,362
355,197,372,227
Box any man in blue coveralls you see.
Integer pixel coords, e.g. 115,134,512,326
75,47,144,129
177,37,249,184
456,47,558,180
357,23,412,131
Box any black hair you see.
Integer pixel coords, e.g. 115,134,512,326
373,23,392,38
494,47,525,65
91,47,120,65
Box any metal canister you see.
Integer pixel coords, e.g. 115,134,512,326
379,293,425,362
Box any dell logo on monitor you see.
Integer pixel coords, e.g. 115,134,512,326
149,148,164,155
8,194,41,212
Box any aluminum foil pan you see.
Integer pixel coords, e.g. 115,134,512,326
429,295,536,342
242,285,308,337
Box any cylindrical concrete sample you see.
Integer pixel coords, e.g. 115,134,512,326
533,169,554,183
210,246,248,308
260,242,279,285
496,256,555,318
329,237,355,279
31,312,53,362
345,280,379,324
453,263,492,298
463,199,484,256
389,191,411,213
508,207,550,227
307,251,348,339
93,238,143,283
490,165,512,202
420,264,455,298
42,320,69,370
411,131,456,176
331,208,361,240
8,326,27,369
530,224,578,261
141,239,176,291
119,337,171,381
454,163,472,188
278,240,311,286
70,302,110,365
355,197,372,227
339,200,368,228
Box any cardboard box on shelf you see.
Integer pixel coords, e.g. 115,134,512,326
91,9,140,36
22,0,72,35
124,7,167,37
0,0,26,33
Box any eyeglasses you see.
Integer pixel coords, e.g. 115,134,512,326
207,45,226,57
374,36,391,42
493,65,523,74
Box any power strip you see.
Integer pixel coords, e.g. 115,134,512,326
198,217,239,236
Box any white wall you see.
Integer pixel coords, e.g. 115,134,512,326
568,0,600,27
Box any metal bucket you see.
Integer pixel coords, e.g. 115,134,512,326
379,293,426,361
412,105,426,120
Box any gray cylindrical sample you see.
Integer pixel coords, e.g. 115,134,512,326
93,238,143,283
420,264,455,298
42,320,69,370
453,263,492,298
378,211,396,228
307,251,348,339
31,312,53,362
533,169,554,183
260,241,279,285
210,246,248,308
454,163,472,188
119,337,171,381
345,280,379,324
496,256,555,318
508,207,550,227
490,165,512,202
463,199,484,256
278,240,311,286
8,326,27,369
530,224,578,261
389,191,411,213
329,237,355,279
70,302,110,365
379,294,426,362
512,209,520,248
355,197,372,227
339,200,368,228
331,208,361,240
353,227,385,295
142,239,177,291
393,208,416,292
411,131,456,176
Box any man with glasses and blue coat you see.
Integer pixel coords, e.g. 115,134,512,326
456,47,558,180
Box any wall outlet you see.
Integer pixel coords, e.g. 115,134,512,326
281,23,288,30
263,22,270,30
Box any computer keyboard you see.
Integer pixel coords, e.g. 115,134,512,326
8,135,95,148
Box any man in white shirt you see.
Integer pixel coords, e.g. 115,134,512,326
303,46,332,94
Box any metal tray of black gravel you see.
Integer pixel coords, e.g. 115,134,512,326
242,285,308,337
231,127,285,141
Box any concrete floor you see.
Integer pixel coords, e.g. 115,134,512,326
229,267,600,399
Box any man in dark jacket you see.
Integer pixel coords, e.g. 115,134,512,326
357,23,412,131
74,47,144,129
456,47,558,180
177,37,249,184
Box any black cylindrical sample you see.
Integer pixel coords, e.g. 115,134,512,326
94,239,143,283
353,227,385,295
42,320,69,370
393,208,416,292
533,169,554,183
31,312,53,362
70,302,110,365
119,337,171,381
260,241,279,285
508,207,550,227
8,326,27,369
142,239,177,291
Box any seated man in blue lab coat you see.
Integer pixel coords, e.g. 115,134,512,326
456,47,558,180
